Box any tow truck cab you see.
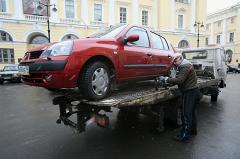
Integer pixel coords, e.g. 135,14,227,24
178,47,227,88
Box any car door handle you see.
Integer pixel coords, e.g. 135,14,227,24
147,53,152,57
168,55,172,59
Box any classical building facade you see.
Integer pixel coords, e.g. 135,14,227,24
0,0,206,68
206,2,240,64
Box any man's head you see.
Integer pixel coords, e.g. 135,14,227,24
173,53,183,66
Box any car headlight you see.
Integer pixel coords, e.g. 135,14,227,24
40,41,73,58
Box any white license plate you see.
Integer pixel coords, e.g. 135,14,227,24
18,65,29,75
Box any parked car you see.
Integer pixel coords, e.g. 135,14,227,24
178,47,227,88
19,24,176,100
227,64,240,73
0,64,21,84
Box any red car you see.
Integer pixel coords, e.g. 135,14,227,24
19,24,176,100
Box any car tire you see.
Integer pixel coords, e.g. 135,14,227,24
0,80,3,85
79,61,111,101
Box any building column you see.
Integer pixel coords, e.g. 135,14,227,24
191,0,196,33
50,0,58,22
132,0,138,24
13,0,24,19
108,0,115,25
153,0,158,31
222,19,227,45
81,0,89,25
210,23,214,44
170,0,175,31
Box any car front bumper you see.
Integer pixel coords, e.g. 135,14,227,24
19,60,77,88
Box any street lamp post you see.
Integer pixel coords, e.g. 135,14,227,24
194,21,204,48
37,1,57,43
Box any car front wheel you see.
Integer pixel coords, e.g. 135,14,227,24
79,61,111,101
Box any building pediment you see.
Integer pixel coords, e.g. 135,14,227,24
116,1,130,6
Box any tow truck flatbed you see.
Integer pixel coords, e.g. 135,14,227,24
53,77,221,133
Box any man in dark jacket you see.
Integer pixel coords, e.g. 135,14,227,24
159,53,198,142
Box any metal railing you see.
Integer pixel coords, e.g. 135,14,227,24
24,15,47,22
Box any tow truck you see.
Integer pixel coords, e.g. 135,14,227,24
52,47,227,133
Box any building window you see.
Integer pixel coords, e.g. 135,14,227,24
65,0,75,19
217,21,221,27
22,0,47,16
94,3,102,22
0,31,13,42
62,34,78,41
120,7,127,24
216,35,221,44
205,37,208,45
0,48,14,64
175,0,189,3
0,0,6,12
30,35,48,44
229,32,234,43
142,10,148,26
178,15,183,29
178,40,189,48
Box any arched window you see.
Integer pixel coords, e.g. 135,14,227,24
62,34,78,41
29,35,49,44
178,40,189,48
226,49,233,63
0,31,13,42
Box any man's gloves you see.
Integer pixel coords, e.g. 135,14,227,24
159,76,168,83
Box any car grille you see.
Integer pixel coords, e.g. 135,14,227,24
29,51,43,59
2,74,13,78
22,73,45,84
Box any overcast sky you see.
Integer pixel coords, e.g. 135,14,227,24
207,0,240,14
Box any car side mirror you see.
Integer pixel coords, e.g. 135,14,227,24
122,34,139,45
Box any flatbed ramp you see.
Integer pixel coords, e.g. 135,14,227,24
53,78,220,133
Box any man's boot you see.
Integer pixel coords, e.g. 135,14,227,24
174,128,191,142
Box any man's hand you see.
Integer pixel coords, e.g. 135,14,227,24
159,76,168,83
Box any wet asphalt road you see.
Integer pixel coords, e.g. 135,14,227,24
0,74,240,159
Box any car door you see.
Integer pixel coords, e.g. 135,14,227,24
149,32,174,75
118,27,153,80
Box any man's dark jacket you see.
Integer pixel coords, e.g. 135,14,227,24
167,59,197,92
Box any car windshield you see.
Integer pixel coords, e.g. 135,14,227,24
182,50,215,60
3,66,18,71
87,24,127,38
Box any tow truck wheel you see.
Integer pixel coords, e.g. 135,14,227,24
211,94,218,102
0,79,3,85
79,61,111,101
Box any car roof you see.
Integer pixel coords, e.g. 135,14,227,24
4,64,18,67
